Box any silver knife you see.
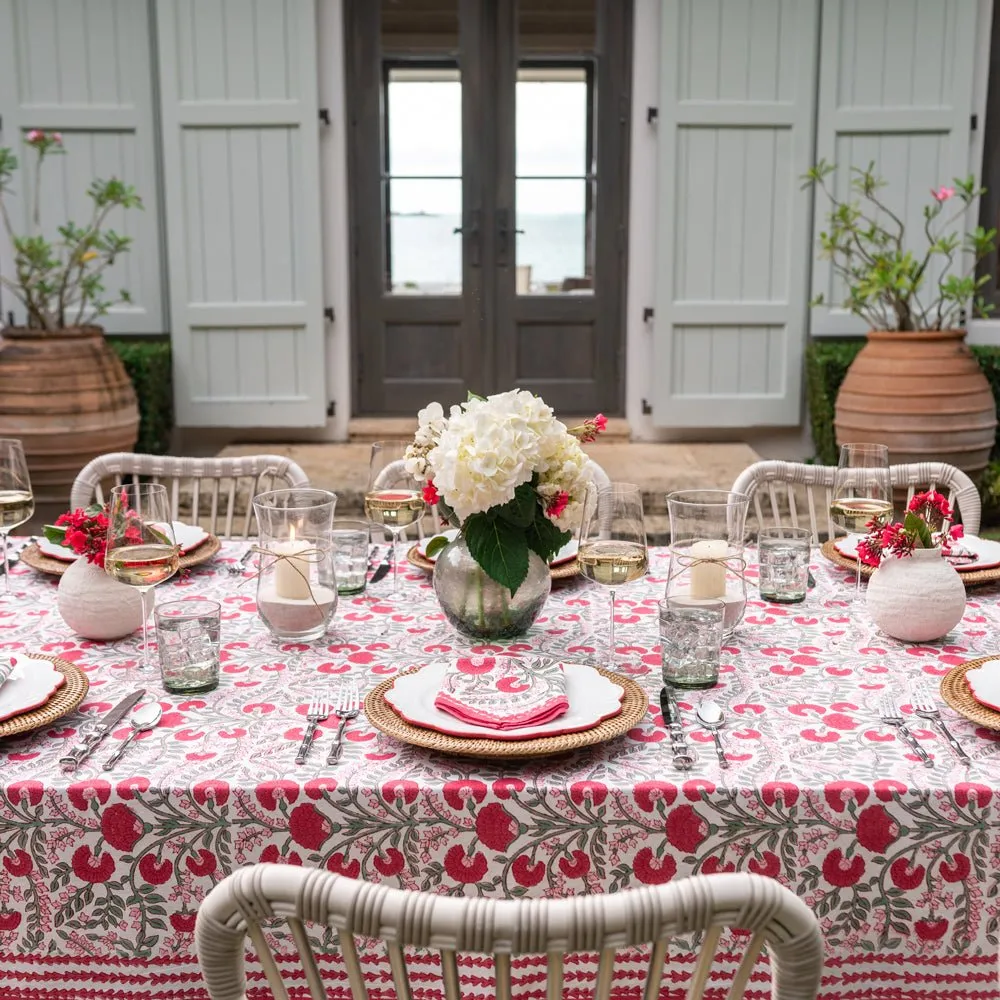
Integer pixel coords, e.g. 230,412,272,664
59,689,147,771
370,547,393,584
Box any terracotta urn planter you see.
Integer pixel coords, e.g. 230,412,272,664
866,547,966,642
835,330,996,476
0,326,139,503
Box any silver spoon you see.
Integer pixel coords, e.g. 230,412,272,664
103,702,162,770
696,699,729,769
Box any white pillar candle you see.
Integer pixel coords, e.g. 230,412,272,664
273,538,313,600
689,539,728,598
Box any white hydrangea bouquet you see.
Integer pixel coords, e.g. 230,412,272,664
405,390,606,595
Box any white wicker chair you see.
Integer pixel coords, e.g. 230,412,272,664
195,866,824,1000
70,452,310,539
731,460,981,542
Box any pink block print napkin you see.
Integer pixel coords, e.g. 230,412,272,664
434,655,569,730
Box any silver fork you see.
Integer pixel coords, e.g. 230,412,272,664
227,549,253,576
327,683,361,765
879,694,933,768
911,682,971,765
295,698,330,764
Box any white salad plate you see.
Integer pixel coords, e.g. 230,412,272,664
383,661,624,741
37,521,210,562
834,532,1000,573
0,655,67,723
416,529,579,567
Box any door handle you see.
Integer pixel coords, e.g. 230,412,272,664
496,208,523,268
452,208,481,267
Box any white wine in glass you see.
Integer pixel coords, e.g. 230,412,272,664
831,443,891,601
365,441,425,598
0,440,33,594
578,483,649,667
105,483,179,671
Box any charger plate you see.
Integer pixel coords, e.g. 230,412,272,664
20,535,222,577
406,544,580,581
940,655,1000,730
820,539,1000,589
0,654,89,739
366,665,648,758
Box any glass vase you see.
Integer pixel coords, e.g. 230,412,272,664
433,534,551,640
665,489,750,637
252,489,339,642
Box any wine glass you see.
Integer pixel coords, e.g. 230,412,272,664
831,443,892,601
578,483,649,667
365,441,425,599
105,483,179,671
0,440,33,595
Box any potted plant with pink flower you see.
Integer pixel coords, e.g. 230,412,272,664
859,492,967,643
803,162,997,475
404,390,606,638
0,129,142,501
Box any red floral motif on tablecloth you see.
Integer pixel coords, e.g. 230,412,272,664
0,544,999,999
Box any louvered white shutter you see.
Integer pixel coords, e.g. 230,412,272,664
156,0,327,427
810,0,979,336
0,0,164,333
650,0,820,428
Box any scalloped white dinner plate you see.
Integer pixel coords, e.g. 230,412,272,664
834,532,1000,573
384,661,624,741
416,529,579,567
37,521,209,562
966,659,1000,712
0,655,67,722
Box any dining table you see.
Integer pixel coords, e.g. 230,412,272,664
2,537,1000,1000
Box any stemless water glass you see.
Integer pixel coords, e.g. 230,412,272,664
831,443,891,601
365,441,425,599
758,526,812,603
105,484,179,671
155,598,221,693
0,439,33,595
332,518,371,596
578,483,648,667
659,596,725,689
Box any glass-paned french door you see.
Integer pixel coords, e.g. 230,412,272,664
346,0,631,415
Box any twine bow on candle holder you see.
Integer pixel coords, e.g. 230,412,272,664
666,551,748,582
242,543,330,609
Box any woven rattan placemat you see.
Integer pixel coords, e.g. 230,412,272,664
21,535,222,577
366,664,648,758
406,544,579,581
940,655,1000,731
820,539,1000,589
0,654,89,739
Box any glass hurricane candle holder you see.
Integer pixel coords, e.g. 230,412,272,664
665,489,750,637
252,489,338,642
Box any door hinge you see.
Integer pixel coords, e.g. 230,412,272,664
647,107,658,124
641,399,653,415
643,307,654,323
324,306,335,322
971,113,978,131
326,401,336,417
319,108,331,125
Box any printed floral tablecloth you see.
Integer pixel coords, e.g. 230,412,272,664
2,541,1000,999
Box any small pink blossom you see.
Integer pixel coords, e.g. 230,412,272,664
545,490,570,519
25,129,43,144
51,132,62,144
575,413,608,444
932,186,956,202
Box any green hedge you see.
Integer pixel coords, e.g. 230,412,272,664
107,338,173,454
805,338,1000,466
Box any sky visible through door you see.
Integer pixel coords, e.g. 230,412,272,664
387,70,590,294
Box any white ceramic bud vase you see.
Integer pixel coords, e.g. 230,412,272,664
57,558,147,641
866,547,966,643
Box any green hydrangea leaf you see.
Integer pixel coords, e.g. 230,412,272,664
463,513,529,595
